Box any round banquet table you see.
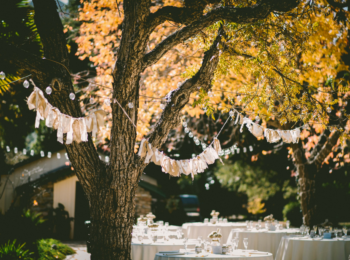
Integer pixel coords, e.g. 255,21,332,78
275,236,350,260
154,249,273,260
183,223,247,241
226,228,300,257
131,239,196,260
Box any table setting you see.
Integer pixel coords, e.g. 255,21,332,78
182,211,249,241
226,216,300,257
275,225,350,260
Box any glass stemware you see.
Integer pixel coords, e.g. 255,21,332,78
318,228,324,237
243,238,248,250
305,227,310,236
343,227,348,237
286,220,290,229
313,225,317,234
184,238,188,253
198,236,203,245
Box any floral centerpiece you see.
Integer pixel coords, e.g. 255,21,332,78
137,215,148,226
146,212,156,225
210,210,220,224
264,214,275,230
208,229,223,254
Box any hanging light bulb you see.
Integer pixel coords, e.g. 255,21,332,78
30,150,34,156
160,103,165,110
23,80,30,88
184,128,190,133
90,97,94,104
182,122,187,127
327,107,332,113
236,148,240,153
47,152,52,158
57,153,61,159
195,140,200,145
230,147,235,154
65,153,69,159
23,149,27,155
6,146,10,152
105,156,110,163
237,95,242,102
0,71,5,80
14,147,18,154
255,115,260,122
189,133,194,138
202,144,207,149
128,102,134,108
249,145,253,152
40,151,45,157
69,93,75,100
229,110,234,117
46,86,52,95
243,147,247,153
225,149,231,155
193,137,198,142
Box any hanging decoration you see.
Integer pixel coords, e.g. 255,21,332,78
230,109,305,144
138,137,223,180
27,81,106,144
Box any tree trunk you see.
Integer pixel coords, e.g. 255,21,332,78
89,174,138,260
296,163,318,226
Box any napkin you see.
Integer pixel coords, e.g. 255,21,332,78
162,253,185,256
159,250,179,253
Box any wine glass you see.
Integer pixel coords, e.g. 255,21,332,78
313,225,317,234
286,220,290,229
318,228,324,237
343,227,348,237
183,238,188,253
243,238,248,250
305,227,310,236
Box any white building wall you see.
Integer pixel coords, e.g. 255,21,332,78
53,175,78,239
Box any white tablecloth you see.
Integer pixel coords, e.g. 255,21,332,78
183,223,247,241
275,236,350,260
226,229,300,257
131,239,196,260
154,249,273,260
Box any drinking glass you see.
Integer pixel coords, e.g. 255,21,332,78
138,231,144,242
258,220,262,228
204,218,209,224
318,228,324,237
165,222,169,228
313,225,317,233
343,227,348,237
243,238,248,250
183,238,188,253
305,227,310,236
176,230,182,239
198,236,203,245
223,218,228,223
246,220,249,228
286,220,290,229
158,220,164,227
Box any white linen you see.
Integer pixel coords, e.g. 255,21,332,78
154,249,273,260
275,236,350,260
131,239,196,260
226,229,300,257
183,223,247,241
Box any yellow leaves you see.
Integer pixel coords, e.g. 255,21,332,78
247,198,266,215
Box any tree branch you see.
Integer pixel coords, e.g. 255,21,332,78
310,130,342,169
327,0,349,8
147,27,223,149
307,129,331,162
142,0,299,70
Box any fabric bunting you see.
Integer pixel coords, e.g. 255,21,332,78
138,138,222,179
27,86,106,144
232,109,301,144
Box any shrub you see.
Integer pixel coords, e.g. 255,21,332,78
0,240,34,260
37,239,75,260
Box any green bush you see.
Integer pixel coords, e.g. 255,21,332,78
0,240,34,260
37,239,75,260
